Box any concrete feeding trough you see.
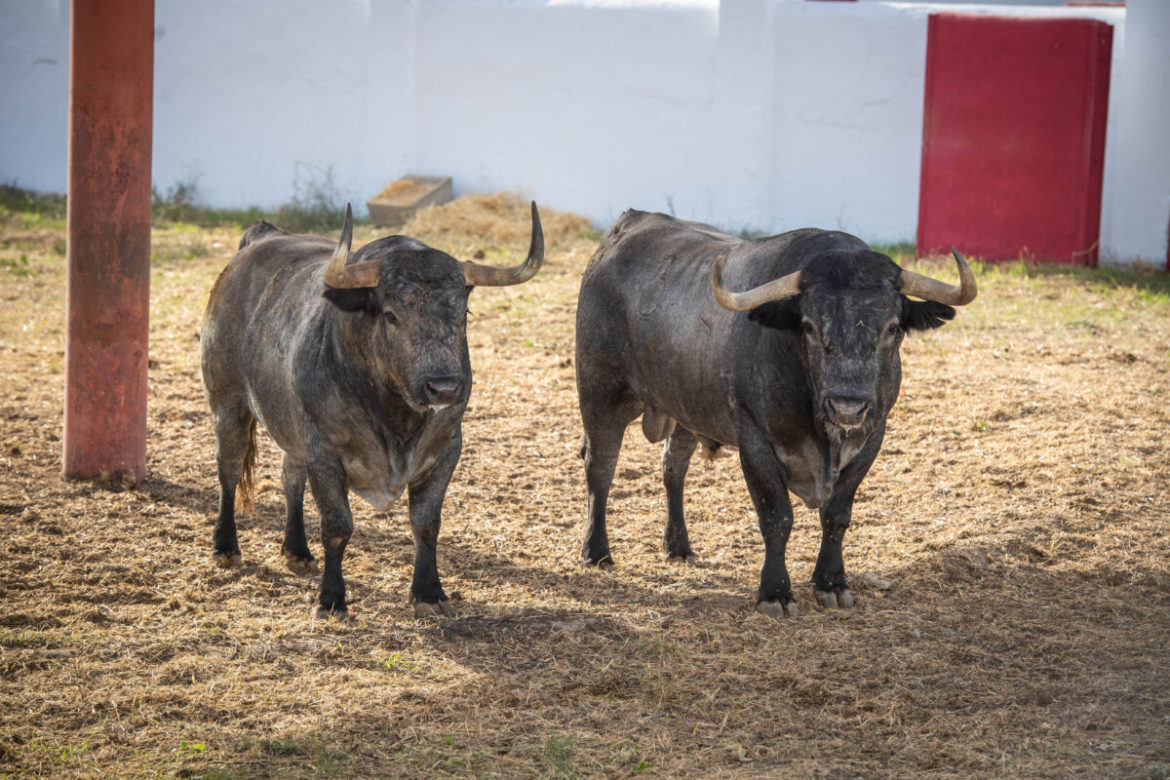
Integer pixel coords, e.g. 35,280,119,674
366,175,454,226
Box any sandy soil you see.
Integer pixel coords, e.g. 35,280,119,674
1,195,1168,778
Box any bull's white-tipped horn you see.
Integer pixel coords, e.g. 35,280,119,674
711,255,802,312
899,247,978,305
323,203,379,289
460,201,544,286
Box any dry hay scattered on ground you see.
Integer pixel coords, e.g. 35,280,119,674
1,193,1168,778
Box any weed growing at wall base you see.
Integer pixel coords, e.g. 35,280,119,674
1,174,352,235
0,184,66,220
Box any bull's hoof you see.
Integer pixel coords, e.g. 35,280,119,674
815,588,854,610
283,550,319,577
212,550,242,569
583,553,615,569
312,604,349,621
757,599,799,619
412,600,455,618
665,550,697,565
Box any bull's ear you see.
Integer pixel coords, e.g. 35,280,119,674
323,286,377,314
901,298,955,331
747,300,801,332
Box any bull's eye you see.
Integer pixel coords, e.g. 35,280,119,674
383,310,398,324
887,322,900,336
801,321,816,339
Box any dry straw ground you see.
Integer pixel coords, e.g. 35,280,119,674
2,194,1168,778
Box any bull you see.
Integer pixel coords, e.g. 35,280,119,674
574,211,976,616
200,202,544,618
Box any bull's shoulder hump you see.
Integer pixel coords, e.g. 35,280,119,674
610,210,736,241
238,220,288,250
237,221,337,254
237,232,335,261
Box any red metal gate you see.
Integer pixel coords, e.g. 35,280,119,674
917,14,1113,265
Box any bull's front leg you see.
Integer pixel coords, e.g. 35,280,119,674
407,439,460,618
814,428,883,610
736,416,799,618
814,489,855,610
305,444,353,619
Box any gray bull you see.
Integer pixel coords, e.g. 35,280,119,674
575,211,975,617
201,203,543,617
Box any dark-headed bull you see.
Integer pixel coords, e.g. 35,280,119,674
201,203,544,617
574,211,975,617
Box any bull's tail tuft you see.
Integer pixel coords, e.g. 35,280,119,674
234,418,258,513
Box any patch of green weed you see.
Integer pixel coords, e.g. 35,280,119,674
0,255,33,277
379,652,418,674
537,734,579,780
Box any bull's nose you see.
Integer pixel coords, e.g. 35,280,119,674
424,376,464,408
825,396,871,427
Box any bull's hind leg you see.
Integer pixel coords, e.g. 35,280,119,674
662,427,698,562
280,456,317,576
579,401,640,567
209,402,255,568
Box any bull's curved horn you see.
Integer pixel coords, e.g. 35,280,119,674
323,203,379,289
711,255,802,312
460,201,544,286
899,247,978,305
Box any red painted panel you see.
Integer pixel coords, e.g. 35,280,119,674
64,0,154,481
917,14,1113,265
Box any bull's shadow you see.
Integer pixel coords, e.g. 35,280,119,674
199,489,756,619
139,472,217,514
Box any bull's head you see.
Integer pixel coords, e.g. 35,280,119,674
320,202,544,413
712,247,976,435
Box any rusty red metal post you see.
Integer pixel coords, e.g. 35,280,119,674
63,0,155,482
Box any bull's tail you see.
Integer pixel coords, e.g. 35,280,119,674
234,418,258,513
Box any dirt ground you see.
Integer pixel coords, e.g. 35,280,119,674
1,194,1168,778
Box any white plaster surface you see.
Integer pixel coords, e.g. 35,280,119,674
0,0,1161,263
1105,0,1170,265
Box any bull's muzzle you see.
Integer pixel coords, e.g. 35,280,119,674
824,396,871,428
423,376,464,409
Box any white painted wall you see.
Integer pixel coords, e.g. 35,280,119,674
0,0,69,193
151,0,411,216
1106,0,1170,265
0,0,1162,263
411,0,721,227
